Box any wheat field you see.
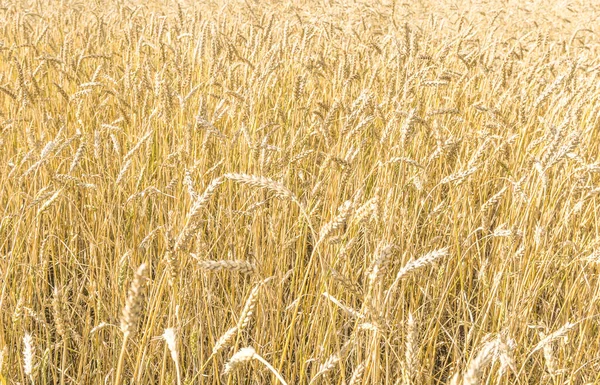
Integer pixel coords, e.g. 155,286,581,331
1,0,600,384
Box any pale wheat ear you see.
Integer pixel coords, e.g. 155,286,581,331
237,282,262,332
174,176,224,252
212,326,238,355
384,247,449,304
23,333,35,380
115,263,147,385
224,346,288,385
348,362,365,385
120,263,147,338
404,312,417,384
163,328,182,385
194,257,256,274
52,287,67,338
461,338,499,385
224,173,296,200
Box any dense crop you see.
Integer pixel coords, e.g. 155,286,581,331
1,0,600,384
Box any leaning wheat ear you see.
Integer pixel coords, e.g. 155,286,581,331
385,247,449,304
348,362,365,385
462,338,499,385
224,173,296,200
174,176,224,252
224,346,288,385
224,173,317,238
212,326,238,355
237,282,262,332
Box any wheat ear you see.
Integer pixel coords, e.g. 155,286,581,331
224,346,288,385
115,263,147,385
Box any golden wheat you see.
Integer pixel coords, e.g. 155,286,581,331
1,0,600,384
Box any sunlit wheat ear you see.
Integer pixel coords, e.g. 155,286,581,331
400,107,418,149
311,337,355,384
93,130,102,159
462,338,499,385
405,313,417,383
120,263,147,338
224,346,288,385
23,333,34,379
174,176,224,252
533,73,566,110
387,247,449,296
163,328,182,385
194,258,256,274
123,130,153,162
311,352,340,383
330,266,362,296
539,331,558,376
439,166,478,185
530,322,575,355
318,200,352,242
163,238,178,287
348,362,365,385
480,186,507,214
115,158,132,185
223,347,256,374
224,173,296,200
52,287,67,338
350,195,379,227
183,168,197,200
36,189,63,216
109,133,121,157
69,137,86,173
212,326,238,355
13,293,24,325
364,243,395,310
237,282,262,332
